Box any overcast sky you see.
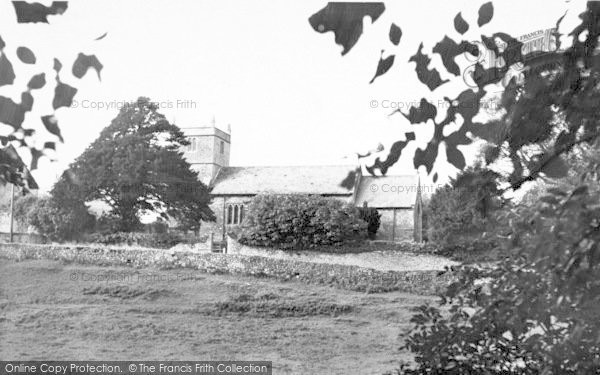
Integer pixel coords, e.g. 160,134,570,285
0,0,585,192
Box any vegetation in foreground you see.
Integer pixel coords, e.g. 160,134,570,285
309,1,600,373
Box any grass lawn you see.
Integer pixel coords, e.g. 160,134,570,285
0,258,435,374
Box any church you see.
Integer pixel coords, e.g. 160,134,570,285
181,124,423,244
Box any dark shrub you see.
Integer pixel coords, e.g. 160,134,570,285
427,166,504,247
25,196,95,242
239,194,367,250
94,213,125,234
358,202,381,240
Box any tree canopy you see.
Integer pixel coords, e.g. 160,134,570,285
309,1,599,186
311,1,600,373
52,97,214,232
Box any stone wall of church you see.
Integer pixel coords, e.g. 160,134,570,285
199,196,253,242
199,196,415,244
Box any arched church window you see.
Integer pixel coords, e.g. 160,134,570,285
220,140,224,154
226,204,245,225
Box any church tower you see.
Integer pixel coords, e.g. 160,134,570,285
180,118,230,185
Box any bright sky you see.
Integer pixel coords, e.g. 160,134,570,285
0,0,586,192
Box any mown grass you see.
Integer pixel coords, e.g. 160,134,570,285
0,258,437,374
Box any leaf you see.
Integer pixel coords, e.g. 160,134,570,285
470,62,505,88
555,130,575,149
540,195,558,205
72,53,103,80
471,121,503,143
0,53,16,87
446,146,466,170
401,98,437,124
30,148,42,170
433,172,438,183
409,43,449,91
52,82,77,109
541,156,567,178
414,142,439,174
53,58,62,73
41,115,64,142
43,141,56,150
94,32,108,41
432,36,478,76
369,53,394,84
27,73,45,90
477,2,494,27
570,185,588,196
366,138,411,175
340,169,357,190
483,144,500,164
16,46,36,64
546,187,566,196
21,92,33,111
308,3,386,55
450,89,486,127
389,23,402,45
454,12,469,35
0,95,26,128
12,1,68,23
552,11,567,50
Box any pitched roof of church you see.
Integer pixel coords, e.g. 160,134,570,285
354,175,418,208
210,165,356,196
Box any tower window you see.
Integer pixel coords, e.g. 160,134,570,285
220,140,224,154
226,204,244,225
186,137,197,152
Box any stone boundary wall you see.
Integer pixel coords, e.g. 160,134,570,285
0,243,455,295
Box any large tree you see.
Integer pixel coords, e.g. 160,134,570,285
53,97,214,232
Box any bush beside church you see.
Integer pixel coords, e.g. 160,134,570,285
239,194,369,250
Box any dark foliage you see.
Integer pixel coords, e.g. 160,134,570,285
51,97,214,232
358,201,381,240
239,194,367,250
23,195,94,241
427,166,503,246
308,3,385,56
311,1,600,373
